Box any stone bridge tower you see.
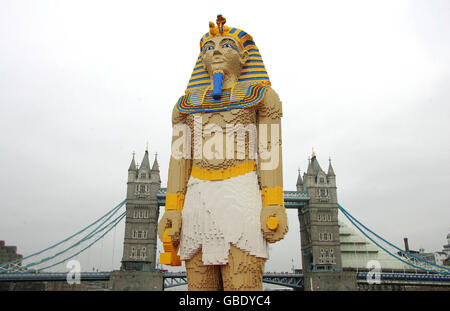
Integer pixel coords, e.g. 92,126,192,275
120,148,161,271
297,152,343,273
297,152,356,290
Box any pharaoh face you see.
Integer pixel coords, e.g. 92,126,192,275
201,36,248,79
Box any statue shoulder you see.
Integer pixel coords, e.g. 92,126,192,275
172,97,187,124
259,87,283,118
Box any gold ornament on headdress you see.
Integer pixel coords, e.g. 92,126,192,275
216,14,226,34
208,15,228,37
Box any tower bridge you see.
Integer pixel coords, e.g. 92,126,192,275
1,150,449,291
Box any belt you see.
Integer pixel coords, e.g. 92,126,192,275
191,161,257,181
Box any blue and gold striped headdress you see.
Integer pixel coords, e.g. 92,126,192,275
185,15,271,93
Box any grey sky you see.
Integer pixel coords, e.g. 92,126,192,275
0,0,449,273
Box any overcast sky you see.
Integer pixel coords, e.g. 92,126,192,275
0,0,449,274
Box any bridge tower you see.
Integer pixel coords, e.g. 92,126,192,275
120,148,161,271
297,152,343,274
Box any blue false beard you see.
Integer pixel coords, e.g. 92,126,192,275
211,71,224,99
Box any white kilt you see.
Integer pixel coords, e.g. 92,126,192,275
179,170,268,265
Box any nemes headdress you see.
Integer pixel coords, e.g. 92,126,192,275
185,15,271,93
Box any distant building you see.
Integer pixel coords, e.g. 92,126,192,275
339,221,412,271
443,232,450,259
0,240,22,269
413,250,446,267
404,232,450,267
338,225,450,271
437,232,450,266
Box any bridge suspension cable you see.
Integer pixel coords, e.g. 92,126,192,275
0,199,126,274
33,211,126,272
338,204,450,275
1,209,126,273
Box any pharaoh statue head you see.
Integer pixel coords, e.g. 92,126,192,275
185,15,271,99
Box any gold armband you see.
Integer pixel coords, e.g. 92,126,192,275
165,192,185,211
261,186,284,207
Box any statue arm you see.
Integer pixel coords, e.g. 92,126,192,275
257,87,288,243
166,104,191,197
257,87,283,189
158,104,191,244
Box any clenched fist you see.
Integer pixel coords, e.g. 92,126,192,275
158,210,182,244
260,205,288,243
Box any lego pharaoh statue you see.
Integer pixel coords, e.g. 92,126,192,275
158,15,288,291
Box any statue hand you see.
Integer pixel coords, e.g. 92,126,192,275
260,205,288,243
157,210,182,244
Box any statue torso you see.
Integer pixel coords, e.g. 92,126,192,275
176,82,269,170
